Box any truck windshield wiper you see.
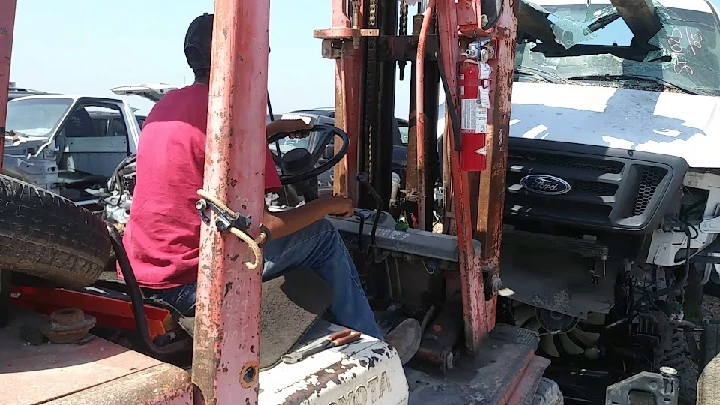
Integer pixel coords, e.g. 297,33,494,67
568,74,697,95
514,66,565,84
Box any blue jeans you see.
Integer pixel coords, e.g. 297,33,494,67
146,218,384,339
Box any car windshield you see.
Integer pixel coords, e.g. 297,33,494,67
6,97,73,138
516,0,720,96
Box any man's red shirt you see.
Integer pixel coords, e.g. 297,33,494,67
122,83,281,289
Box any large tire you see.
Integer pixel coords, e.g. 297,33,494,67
701,321,720,371
661,328,698,405
0,174,110,286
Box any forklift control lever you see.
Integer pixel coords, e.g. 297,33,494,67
355,172,382,256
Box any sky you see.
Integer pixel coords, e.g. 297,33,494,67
7,0,720,118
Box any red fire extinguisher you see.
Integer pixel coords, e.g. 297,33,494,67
459,60,488,172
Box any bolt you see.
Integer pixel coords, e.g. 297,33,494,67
480,48,489,63
660,366,678,377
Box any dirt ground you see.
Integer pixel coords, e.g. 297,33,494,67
703,293,720,319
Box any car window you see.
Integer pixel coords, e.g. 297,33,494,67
110,118,128,138
6,98,73,138
398,126,409,145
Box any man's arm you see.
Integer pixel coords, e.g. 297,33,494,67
262,196,353,239
266,119,312,140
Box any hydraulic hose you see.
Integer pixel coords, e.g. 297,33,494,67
107,224,192,356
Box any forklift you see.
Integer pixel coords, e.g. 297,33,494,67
0,0,686,404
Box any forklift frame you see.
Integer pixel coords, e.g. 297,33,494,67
0,0,530,404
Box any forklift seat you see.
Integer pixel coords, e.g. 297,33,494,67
105,225,335,370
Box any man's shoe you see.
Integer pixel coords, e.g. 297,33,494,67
384,318,422,365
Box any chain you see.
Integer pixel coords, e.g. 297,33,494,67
362,0,380,183
400,0,408,36
368,0,377,27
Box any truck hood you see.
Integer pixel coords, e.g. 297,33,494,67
111,84,177,102
509,82,720,168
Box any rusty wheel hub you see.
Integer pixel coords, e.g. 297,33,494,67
43,308,96,344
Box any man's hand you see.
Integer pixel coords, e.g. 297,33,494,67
266,119,313,140
263,194,355,239
325,195,355,219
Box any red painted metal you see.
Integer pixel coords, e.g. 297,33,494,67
435,0,489,353
415,0,435,231
506,356,552,405
0,0,17,166
455,0,493,37
11,286,172,340
475,1,518,319
191,0,270,403
459,60,488,172
326,0,363,202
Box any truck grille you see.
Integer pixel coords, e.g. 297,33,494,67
504,141,685,232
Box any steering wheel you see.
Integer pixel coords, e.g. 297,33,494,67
268,123,349,185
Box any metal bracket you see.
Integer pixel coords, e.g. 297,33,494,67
700,215,720,234
605,369,679,405
196,198,270,247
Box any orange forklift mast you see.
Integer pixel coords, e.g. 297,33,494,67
5,0,684,404
315,0,517,351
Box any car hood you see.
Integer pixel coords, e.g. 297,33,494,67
508,82,720,168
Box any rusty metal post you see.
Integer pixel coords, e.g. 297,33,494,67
191,0,270,403
0,0,17,166
475,0,518,326
332,0,364,203
415,0,433,231
435,0,489,354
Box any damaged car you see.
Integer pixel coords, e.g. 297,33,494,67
475,0,720,403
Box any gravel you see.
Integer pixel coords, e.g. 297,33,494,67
703,293,720,319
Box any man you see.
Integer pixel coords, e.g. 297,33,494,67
122,13,421,364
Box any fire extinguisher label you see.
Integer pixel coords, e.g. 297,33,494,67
476,107,488,132
461,99,488,133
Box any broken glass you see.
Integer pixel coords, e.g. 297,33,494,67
516,0,720,96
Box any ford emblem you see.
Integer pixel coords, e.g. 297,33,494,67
520,174,571,195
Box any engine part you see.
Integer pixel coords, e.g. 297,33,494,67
43,308,96,344
415,299,463,373
658,327,698,404
513,302,604,359
605,370,679,405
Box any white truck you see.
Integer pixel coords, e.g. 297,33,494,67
2,85,174,206
432,0,720,403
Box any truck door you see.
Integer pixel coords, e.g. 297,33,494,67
57,100,131,179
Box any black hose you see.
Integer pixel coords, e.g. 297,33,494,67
435,32,462,152
107,225,191,356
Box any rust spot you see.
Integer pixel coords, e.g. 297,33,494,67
250,345,255,353
280,360,351,405
240,361,259,389
230,178,238,187
230,254,240,262
225,282,234,297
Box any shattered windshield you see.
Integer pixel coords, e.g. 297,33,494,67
515,0,720,96
5,97,73,138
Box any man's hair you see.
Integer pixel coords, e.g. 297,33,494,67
184,13,214,79
193,68,210,81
